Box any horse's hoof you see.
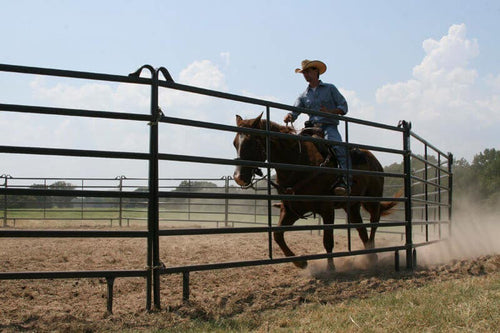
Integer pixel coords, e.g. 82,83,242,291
293,260,308,269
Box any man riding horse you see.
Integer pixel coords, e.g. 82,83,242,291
284,59,350,196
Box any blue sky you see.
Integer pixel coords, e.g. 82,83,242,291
1,0,500,179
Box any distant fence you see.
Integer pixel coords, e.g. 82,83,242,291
0,175,284,228
0,63,452,313
1,175,410,239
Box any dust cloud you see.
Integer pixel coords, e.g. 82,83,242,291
304,196,500,276
418,197,500,266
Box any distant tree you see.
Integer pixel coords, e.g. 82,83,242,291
49,181,76,208
471,148,500,198
6,183,50,208
452,157,476,197
173,180,218,192
383,161,404,196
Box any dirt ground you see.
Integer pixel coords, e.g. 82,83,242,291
1,225,499,332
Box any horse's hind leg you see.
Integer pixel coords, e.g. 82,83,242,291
346,203,378,263
363,202,381,249
321,208,335,271
346,203,369,245
359,202,381,264
273,204,305,268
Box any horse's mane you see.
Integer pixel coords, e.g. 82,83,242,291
259,119,296,134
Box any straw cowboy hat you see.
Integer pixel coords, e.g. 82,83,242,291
295,59,327,75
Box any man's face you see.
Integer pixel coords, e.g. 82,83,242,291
302,67,318,83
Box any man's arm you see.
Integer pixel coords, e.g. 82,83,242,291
319,106,345,115
319,84,347,115
284,96,304,123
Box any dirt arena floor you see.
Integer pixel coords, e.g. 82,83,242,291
1,223,499,332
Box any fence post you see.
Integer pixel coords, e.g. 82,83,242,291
44,178,48,219
224,176,229,227
130,64,164,311
149,69,161,311
116,176,126,227
187,180,191,221
448,153,453,238
78,179,84,223
265,106,273,259
402,121,413,269
424,144,429,242
2,175,11,227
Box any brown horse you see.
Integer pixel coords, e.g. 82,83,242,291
233,113,398,270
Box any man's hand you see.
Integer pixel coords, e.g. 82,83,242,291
283,113,294,123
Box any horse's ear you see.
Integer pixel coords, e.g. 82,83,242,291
236,115,243,125
251,112,263,129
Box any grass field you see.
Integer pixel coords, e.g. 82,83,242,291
170,271,500,332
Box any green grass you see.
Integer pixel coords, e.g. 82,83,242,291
155,273,500,332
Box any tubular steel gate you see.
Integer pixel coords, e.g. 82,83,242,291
0,63,453,312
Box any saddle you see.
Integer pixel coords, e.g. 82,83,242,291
298,126,338,168
298,125,368,168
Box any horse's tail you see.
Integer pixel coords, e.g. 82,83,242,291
380,189,403,216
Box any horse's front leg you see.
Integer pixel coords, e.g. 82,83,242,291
273,202,305,268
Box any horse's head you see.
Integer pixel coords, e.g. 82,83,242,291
233,113,266,187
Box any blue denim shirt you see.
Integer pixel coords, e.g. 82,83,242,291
291,81,348,125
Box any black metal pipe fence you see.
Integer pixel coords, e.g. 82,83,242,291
0,175,405,230
0,63,452,312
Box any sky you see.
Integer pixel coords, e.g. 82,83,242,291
1,0,499,183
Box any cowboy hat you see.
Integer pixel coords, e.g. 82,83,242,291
295,59,327,75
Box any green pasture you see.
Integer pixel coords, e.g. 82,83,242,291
2,204,432,244
158,273,500,332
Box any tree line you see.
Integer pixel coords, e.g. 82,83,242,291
383,148,499,208
2,148,498,210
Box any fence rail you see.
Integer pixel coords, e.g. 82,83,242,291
0,63,452,313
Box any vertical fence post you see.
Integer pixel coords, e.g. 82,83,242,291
224,176,229,227
116,176,125,227
345,119,352,251
402,121,413,269
187,180,191,221
438,154,442,239
2,175,10,227
130,64,162,311
265,106,273,259
149,69,161,310
424,144,429,242
44,178,48,219
448,153,453,238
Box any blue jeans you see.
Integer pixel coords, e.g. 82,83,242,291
322,124,350,175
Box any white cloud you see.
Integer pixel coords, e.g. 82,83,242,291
178,60,227,90
413,24,479,82
485,73,500,91
340,88,374,120
159,59,232,122
29,77,150,112
374,23,500,160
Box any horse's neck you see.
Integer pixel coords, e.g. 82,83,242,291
269,138,301,164
267,129,329,187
